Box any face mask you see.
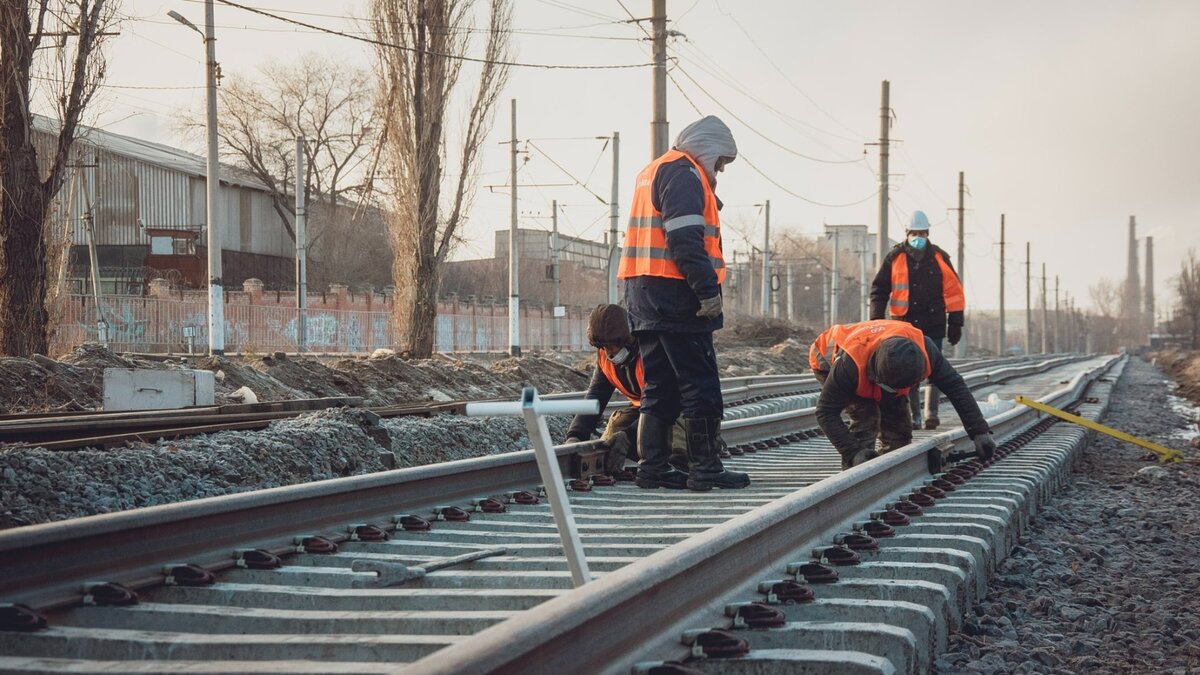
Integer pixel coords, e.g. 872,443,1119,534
606,347,632,365
907,235,928,250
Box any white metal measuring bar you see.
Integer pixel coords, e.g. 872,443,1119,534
466,387,598,587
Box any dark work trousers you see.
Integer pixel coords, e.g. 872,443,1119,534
814,370,914,456
637,331,723,422
909,336,944,421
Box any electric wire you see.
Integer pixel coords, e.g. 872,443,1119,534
211,0,654,70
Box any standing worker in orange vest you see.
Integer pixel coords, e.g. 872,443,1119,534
869,210,966,430
616,116,749,492
809,320,995,469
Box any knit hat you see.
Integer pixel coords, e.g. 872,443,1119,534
587,304,633,348
871,337,926,390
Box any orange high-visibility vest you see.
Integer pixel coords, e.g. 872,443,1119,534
617,150,725,283
837,320,932,401
887,250,966,316
596,349,644,406
809,323,853,373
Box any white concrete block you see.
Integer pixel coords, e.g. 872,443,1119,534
103,368,215,411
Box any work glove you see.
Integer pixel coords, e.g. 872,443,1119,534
972,432,996,461
600,430,634,474
696,294,723,318
564,436,583,445
947,324,963,346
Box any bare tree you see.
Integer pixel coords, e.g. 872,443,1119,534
1088,278,1122,319
0,0,118,356
1175,249,1200,348
372,0,512,357
183,53,379,250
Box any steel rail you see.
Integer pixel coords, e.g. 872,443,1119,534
403,355,1119,674
0,356,1087,616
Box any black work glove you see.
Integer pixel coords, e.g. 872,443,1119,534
564,436,583,445
973,432,996,461
947,324,962,346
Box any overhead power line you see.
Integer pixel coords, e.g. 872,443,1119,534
212,0,654,70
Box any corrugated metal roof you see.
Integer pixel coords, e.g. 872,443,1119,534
33,114,270,191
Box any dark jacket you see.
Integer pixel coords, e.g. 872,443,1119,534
869,243,964,340
565,355,643,440
625,158,724,335
815,335,990,455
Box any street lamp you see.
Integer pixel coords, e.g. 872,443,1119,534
169,3,224,355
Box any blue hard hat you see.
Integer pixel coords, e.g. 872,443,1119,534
908,210,931,231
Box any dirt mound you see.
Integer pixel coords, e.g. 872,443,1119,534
717,317,818,349
1151,349,1200,405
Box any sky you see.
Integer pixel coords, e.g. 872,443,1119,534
74,0,1200,318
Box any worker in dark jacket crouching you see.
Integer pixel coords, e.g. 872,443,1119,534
809,319,996,470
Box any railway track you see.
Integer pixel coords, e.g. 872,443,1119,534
0,353,1116,673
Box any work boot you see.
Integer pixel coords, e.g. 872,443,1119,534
634,414,689,489
683,417,750,491
923,416,940,431
839,443,878,470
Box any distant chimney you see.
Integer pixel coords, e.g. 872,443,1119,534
1145,235,1154,333
1125,216,1141,326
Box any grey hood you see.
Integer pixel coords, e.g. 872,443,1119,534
674,115,737,186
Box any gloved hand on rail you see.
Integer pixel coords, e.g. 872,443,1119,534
696,294,723,318
600,429,634,474
947,324,963,346
972,432,996,461
564,436,583,445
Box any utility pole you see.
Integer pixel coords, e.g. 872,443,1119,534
1054,275,1060,353
858,243,869,321
955,171,966,357
830,228,841,323
998,214,1005,356
204,0,223,354
786,263,795,321
1025,242,1032,356
1041,263,1048,354
295,137,308,353
509,99,520,356
650,0,668,158
552,200,561,350
875,80,891,269
81,159,108,346
760,200,770,316
608,131,620,304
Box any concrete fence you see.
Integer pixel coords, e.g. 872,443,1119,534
51,281,590,355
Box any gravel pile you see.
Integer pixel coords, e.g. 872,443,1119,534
0,407,570,530
939,356,1200,674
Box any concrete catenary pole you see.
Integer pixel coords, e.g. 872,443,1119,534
509,99,520,356
956,171,966,357
1041,263,1049,354
858,242,868,321
1054,275,1060,353
830,228,841,323
998,214,1005,356
876,80,890,272
650,0,668,158
204,0,224,355
760,200,770,316
608,131,620,304
552,200,561,349
786,263,795,321
295,136,308,353
1025,242,1032,356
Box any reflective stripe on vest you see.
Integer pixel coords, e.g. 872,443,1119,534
888,249,966,316
835,320,932,401
809,323,852,373
596,349,644,406
617,149,726,282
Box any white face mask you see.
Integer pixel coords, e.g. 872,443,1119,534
606,347,632,365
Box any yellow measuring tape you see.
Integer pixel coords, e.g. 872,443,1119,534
1014,395,1186,463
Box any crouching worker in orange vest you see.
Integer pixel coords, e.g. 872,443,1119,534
809,319,996,470
564,304,704,479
